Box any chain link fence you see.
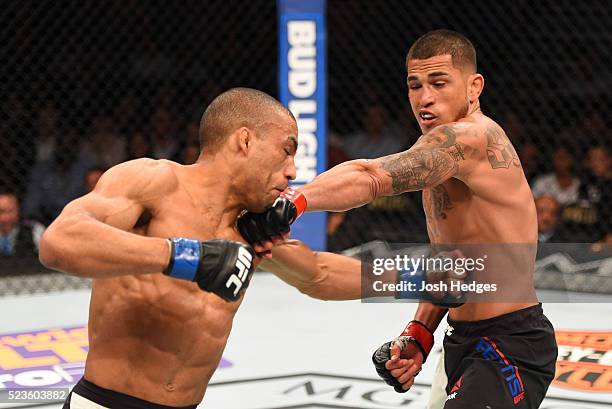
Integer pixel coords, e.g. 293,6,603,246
1,1,610,293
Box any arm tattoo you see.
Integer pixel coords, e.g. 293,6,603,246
485,125,521,169
379,124,476,194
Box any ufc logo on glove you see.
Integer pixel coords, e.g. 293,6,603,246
226,246,254,296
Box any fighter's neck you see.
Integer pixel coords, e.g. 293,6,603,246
466,100,482,117
179,161,245,230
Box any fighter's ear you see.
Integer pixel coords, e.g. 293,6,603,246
468,73,484,102
235,127,252,156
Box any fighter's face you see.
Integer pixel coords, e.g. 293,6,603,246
244,114,298,212
407,54,471,133
0,194,19,235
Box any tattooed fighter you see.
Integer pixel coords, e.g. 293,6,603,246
238,30,558,408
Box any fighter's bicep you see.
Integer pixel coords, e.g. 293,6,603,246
57,159,176,230
59,192,144,231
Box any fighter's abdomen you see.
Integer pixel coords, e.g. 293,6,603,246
84,274,239,405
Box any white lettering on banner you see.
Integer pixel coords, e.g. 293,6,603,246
287,20,318,184
289,72,316,98
13,370,63,387
288,46,316,71
0,368,70,388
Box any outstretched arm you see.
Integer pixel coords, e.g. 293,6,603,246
300,122,483,212
260,240,397,300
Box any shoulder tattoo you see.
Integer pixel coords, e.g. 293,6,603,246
485,125,521,169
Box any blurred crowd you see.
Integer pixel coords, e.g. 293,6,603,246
0,92,610,261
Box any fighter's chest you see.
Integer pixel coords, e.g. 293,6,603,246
140,199,244,244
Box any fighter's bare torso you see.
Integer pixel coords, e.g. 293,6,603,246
420,112,538,320
84,161,252,406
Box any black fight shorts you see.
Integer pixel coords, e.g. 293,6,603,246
442,304,557,408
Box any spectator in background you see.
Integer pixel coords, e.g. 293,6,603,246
325,132,351,245
126,131,152,159
343,103,408,159
501,111,528,146
80,115,127,167
84,166,107,194
327,132,351,169
532,146,580,205
35,103,61,163
185,121,200,145
535,195,563,242
149,107,178,159
583,144,611,180
176,141,200,165
559,145,611,242
518,142,540,184
580,111,610,141
24,132,89,224
2,94,35,191
126,131,153,160
113,93,142,136
174,121,201,164
0,191,45,257
0,128,23,194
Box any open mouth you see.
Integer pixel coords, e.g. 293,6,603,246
419,111,437,126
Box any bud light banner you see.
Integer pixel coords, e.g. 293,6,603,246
278,0,327,250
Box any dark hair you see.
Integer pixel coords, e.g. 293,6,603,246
0,188,17,200
86,165,107,175
199,87,295,153
588,144,609,155
406,29,477,72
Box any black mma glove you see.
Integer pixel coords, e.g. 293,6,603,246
237,187,307,246
164,238,255,302
372,321,434,393
372,341,406,393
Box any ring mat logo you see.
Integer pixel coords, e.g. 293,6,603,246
554,330,612,392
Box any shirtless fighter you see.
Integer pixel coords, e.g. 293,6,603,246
39,88,366,409
238,30,558,408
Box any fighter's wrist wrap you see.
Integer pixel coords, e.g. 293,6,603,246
279,186,307,222
399,320,434,361
164,237,255,302
165,237,201,281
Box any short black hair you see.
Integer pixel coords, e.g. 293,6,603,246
406,29,477,73
199,87,295,153
0,188,18,200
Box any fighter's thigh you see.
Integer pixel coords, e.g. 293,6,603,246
443,359,527,409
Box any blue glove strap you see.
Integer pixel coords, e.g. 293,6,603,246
167,238,201,281
397,264,425,300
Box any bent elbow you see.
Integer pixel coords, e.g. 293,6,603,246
38,226,76,275
38,230,58,270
